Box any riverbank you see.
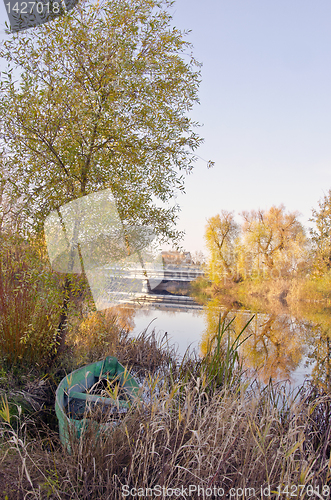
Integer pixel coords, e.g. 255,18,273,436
1,237,331,497
191,273,331,312
1,320,331,498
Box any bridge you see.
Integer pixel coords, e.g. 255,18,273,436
161,265,205,282
132,293,203,309
94,264,205,309
103,264,205,283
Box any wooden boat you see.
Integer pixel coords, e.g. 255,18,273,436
55,356,141,450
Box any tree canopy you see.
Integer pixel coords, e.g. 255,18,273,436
240,205,307,278
0,0,203,242
204,205,307,285
204,211,240,284
310,189,331,274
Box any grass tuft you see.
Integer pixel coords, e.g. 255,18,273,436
1,315,331,498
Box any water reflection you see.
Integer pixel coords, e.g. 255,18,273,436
299,307,331,392
201,298,331,388
117,295,331,389
201,301,307,384
131,303,205,356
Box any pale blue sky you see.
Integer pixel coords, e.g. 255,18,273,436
1,0,331,253
171,0,331,253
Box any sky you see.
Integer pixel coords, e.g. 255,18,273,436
1,0,331,254
170,0,331,253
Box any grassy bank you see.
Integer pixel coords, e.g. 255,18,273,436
191,272,331,312
1,239,331,498
1,317,331,499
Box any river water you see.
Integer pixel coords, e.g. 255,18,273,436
129,297,331,390
132,306,205,357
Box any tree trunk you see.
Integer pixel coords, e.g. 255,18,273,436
49,209,82,363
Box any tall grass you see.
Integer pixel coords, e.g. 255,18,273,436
1,380,331,498
0,236,61,369
199,314,253,392
1,316,331,498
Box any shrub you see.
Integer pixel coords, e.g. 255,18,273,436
0,234,61,369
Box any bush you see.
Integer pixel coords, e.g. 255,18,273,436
0,234,61,369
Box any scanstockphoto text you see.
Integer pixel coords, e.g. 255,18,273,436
121,485,270,498
5,1,61,15
121,483,330,498
207,248,306,284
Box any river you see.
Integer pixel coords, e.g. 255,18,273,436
128,295,331,390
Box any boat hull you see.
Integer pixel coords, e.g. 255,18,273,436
55,356,140,450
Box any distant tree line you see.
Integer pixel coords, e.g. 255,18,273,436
205,192,331,286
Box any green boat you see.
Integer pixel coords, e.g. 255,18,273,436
55,356,141,450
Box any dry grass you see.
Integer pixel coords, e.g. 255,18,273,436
65,307,173,380
0,321,331,499
0,236,61,369
1,381,331,499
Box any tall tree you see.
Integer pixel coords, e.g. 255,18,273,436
0,0,204,352
0,0,203,239
204,211,240,284
241,205,306,278
310,190,331,274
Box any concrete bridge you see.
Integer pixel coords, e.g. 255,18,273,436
161,265,205,282
132,293,202,309
101,264,204,309
104,264,205,283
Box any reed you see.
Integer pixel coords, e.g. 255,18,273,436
1,317,331,498
0,237,61,369
199,314,253,393
1,382,331,499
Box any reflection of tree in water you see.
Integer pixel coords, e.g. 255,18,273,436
201,301,305,384
200,299,233,355
288,304,331,390
201,296,331,387
303,320,331,392
241,314,305,383
111,305,136,333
